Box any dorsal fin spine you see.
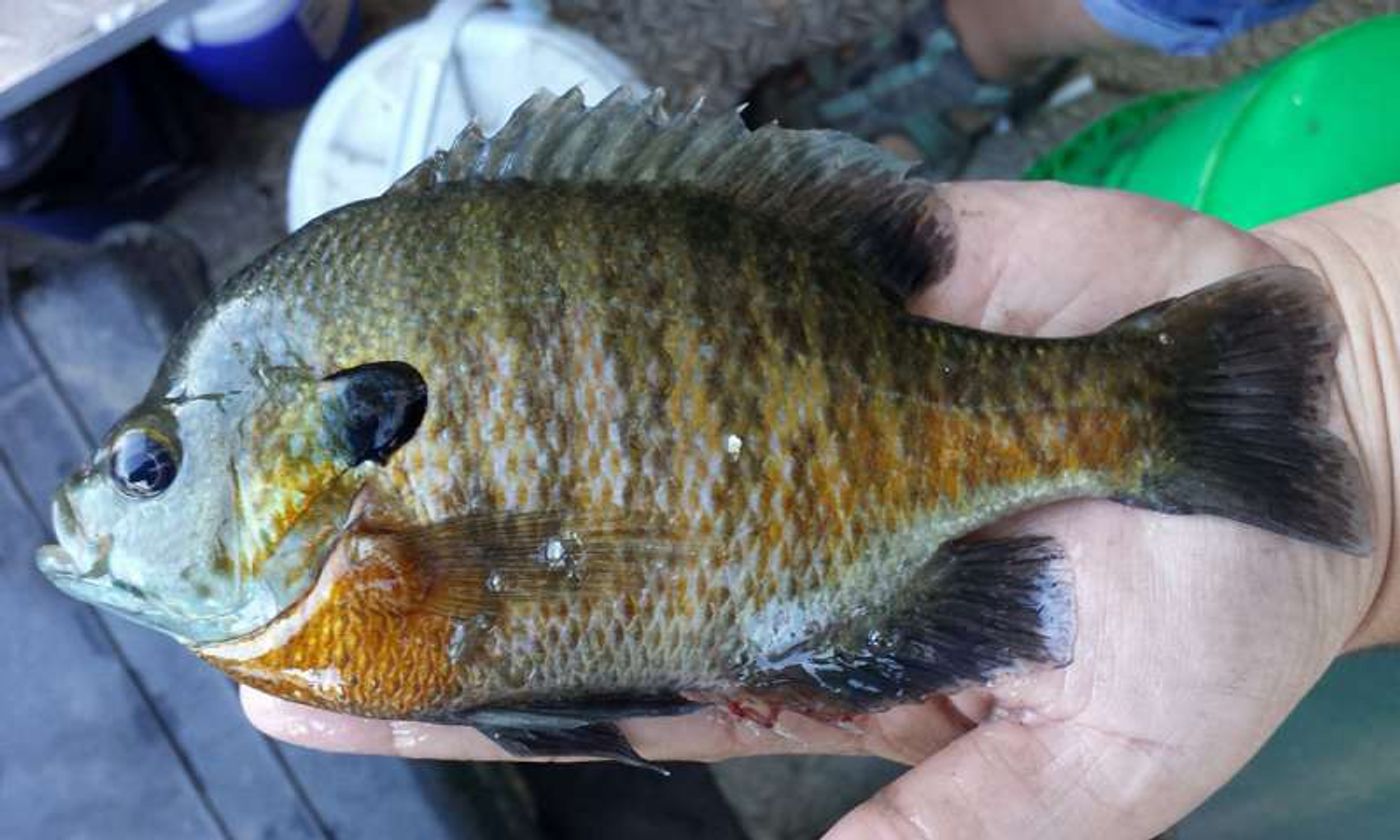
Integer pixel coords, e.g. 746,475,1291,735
388,86,950,299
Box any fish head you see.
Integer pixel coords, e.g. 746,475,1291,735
36,360,427,645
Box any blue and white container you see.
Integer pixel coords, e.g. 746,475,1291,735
159,0,361,108
286,0,642,230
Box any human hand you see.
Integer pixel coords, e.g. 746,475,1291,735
242,182,1398,839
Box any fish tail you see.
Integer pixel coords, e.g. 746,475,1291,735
1112,266,1370,555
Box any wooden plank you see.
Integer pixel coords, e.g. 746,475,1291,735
100,623,330,839
0,435,225,838
0,0,206,118
5,233,516,839
0,312,37,394
278,749,480,840
4,250,325,839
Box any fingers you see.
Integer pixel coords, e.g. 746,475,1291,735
242,687,505,759
824,720,1181,840
241,686,856,762
237,182,1302,790
242,686,978,764
822,491,1358,840
1257,186,1400,651
924,182,1281,333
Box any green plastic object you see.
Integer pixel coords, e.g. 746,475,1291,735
1028,17,1400,838
1027,15,1400,227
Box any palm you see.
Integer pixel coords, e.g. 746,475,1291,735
243,184,1386,840
818,184,1384,837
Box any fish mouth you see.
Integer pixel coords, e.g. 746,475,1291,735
36,529,155,628
35,490,192,636
36,490,111,584
35,543,78,579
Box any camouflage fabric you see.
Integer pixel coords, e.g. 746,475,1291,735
549,0,924,107
743,3,1019,176
552,0,1041,176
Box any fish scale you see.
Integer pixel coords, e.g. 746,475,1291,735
196,184,1149,707
38,92,1366,767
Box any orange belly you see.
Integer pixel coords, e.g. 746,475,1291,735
199,535,461,718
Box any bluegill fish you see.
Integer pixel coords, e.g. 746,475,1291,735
36,90,1367,767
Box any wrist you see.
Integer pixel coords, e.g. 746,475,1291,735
1257,186,1400,650
945,0,1123,81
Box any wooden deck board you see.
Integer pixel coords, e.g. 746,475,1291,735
0,237,507,838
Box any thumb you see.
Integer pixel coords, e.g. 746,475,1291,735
824,719,1179,840
919,181,1280,333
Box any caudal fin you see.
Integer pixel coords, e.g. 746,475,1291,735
1115,266,1370,555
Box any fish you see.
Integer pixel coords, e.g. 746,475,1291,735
35,89,1369,769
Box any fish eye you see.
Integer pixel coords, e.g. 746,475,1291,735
109,428,180,499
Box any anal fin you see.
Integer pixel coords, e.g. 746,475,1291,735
446,694,699,773
740,536,1075,716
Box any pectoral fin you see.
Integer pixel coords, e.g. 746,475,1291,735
356,510,696,620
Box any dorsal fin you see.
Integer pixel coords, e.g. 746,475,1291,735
390,88,951,299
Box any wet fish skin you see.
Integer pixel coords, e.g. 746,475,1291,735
191,182,1153,717
35,91,1367,761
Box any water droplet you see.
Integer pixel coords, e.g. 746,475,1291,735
545,538,565,563
537,535,579,572
448,621,474,660
485,570,506,593
725,433,744,459
390,720,430,751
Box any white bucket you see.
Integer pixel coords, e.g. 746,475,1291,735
285,0,642,231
